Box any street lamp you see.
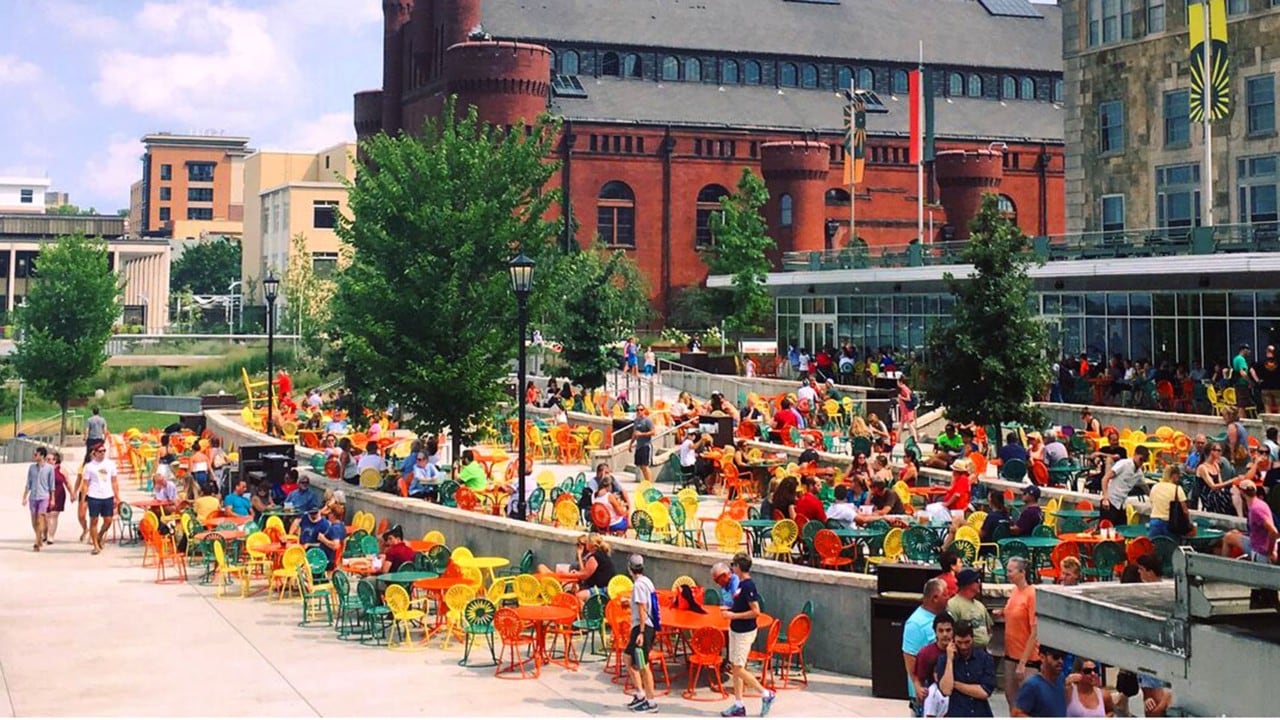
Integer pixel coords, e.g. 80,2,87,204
508,253,535,521
263,271,280,437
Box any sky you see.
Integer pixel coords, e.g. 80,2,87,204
0,0,383,213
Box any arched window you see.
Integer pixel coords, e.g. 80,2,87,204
561,50,580,75
1020,77,1036,100
780,193,794,227
598,182,636,247
1053,79,1064,103
837,66,853,90
623,53,642,78
684,57,702,83
892,69,909,94
857,67,874,90
948,72,964,96
743,60,762,85
695,184,730,248
722,59,739,84
825,188,851,205
601,52,620,77
997,194,1017,222
661,56,679,81
779,62,798,87
1002,75,1017,99
800,63,819,89
967,74,983,97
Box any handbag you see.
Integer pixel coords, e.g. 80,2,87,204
1168,488,1193,537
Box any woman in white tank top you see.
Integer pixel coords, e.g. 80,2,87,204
1065,660,1112,717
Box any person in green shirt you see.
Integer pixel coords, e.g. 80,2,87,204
945,569,994,649
456,450,488,492
925,424,965,469
1232,345,1255,408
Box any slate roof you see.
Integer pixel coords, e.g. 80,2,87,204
482,0,1062,73
550,77,1065,142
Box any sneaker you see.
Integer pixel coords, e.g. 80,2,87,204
631,700,656,713
642,701,659,714
761,692,776,717
720,706,746,717
626,696,646,710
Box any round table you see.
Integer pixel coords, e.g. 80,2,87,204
514,605,578,667
1056,532,1107,546
1114,524,1226,547
404,539,440,553
833,527,885,542
192,529,246,542
131,499,174,511
340,559,377,576
739,519,778,555
412,576,472,631
1114,524,1150,539
1052,509,1100,520
661,607,773,632
453,556,510,584
998,536,1059,579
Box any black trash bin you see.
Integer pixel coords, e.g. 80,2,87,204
869,563,940,700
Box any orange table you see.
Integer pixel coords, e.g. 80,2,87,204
192,529,246,542
413,576,471,632
405,539,440,553
340,559,377,576
535,570,581,585
1057,532,1107,546
661,607,773,633
514,605,578,668
909,486,949,499
469,447,509,479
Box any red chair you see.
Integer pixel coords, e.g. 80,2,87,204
682,626,728,701
747,618,782,690
397,476,410,498
1038,541,1080,582
494,608,539,679
1075,500,1094,511
455,487,479,512
546,593,582,670
1126,536,1155,566
590,504,613,533
814,529,856,571
771,614,812,689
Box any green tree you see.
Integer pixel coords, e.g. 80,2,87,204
13,233,121,444
330,98,562,455
282,233,340,368
170,236,241,294
704,168,775,338
666,286,727,331
922,194,1049,426
544,243,650,390
49,204,100,216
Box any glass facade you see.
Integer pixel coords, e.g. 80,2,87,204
778,290,1280,368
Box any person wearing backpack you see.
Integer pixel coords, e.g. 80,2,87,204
624,554,660,714
1148,466,1191,539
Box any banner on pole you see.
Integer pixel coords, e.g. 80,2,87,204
908,68,935,165
1189,0,1230,122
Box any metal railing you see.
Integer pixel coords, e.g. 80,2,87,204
106,332,302,356
780,222,1280,272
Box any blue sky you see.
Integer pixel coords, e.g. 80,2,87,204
0,0,383,212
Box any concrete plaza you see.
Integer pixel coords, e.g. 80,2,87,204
0,455,911,718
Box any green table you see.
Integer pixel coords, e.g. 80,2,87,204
1052,508,1099,532
998,536,1059,580
740,519,778,555
1115,524,1226,548
375,570,437,589
1051,509,1099,520
834,527,886,542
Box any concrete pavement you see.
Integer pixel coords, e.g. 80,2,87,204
0,456,910,718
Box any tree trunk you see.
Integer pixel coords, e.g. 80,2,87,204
450,424,462,471
58,398,68,448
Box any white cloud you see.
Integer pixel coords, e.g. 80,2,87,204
42,2,126,39
0,55,41,84
80,137,144,205
270,111,356,153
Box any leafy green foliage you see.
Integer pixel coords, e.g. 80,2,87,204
49,204,100,216
171,236,242,294
666,286,727,331
704,168,775,338
13,233,121,443
922,194,1049,427
283,233,339,369
544,245,650,389
330,99,562,452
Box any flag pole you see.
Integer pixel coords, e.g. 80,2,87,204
849,80,857,248
1201,0,1213,227
917,40,925,245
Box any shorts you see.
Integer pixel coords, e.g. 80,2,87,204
728,629,756,667
634,445,653,467
86,496,115,519
643,364,655,376
626,625,656,668
1138,673,1165,690
626,356,638,368
609,517,629,532
28,498,49,515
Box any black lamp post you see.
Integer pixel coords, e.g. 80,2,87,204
263,271,280,437
508,253,535,521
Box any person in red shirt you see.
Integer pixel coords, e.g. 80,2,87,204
772,397,803,441
794,475,828,524
942,458,973,511
380,527,417,571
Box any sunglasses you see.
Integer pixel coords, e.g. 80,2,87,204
1081,667,1097,675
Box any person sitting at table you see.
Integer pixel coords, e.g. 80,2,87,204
846,453,871,486
899,450,920,487
588,465,631,510
855,478,905,525
406,452,440,500
826,484,858,529
324,490,347,522
936,550,961,598
322,434,341,460
291,506,330,547
924,424,965,469
771,397,804,441
708,392,739,422
1079,408,1101,436
1008,485,1044,536
731,439,753,475
794,475,828,524
250,481,275,522
942,458,974,511
849,415,873,444
501,456,538,517
797,447,836,480
558,534,616,600
866,412,892,452
1085,430,1127,493
593,485,629,533
284,475,323,514
871,454,893,486
316,504,347,569
150,470,178,505
336,438,359,485
379,527,417,571
769,476,799,520
1234,445,1272,516
846,475,870,508
1026,432,1045,465
998,432,1029,465
356,440,385,474
980,492,1012,543
1043,431,1069,466
711,561,740,607
274,468,300,505
398,439,423,479
223,479,252,518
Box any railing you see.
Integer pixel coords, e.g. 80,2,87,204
106,333,302,356
780,222,1280,272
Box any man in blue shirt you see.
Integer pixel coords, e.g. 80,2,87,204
284,477,322,514
711,561,740,607
1012,646,1067,717
316,507,346,569
223,479,252,517
937,620,995,717
293,507,330,547
903,578,949,715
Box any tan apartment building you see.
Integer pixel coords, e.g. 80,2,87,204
129,133,252,238
240,143,356,303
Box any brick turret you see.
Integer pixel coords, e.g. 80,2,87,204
934,149,1004,240
444,41,552,127
381,0,414,135
354,90,383,142
760,141,831,253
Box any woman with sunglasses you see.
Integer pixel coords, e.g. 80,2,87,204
1063,659,1113,717
1197,443,1236,516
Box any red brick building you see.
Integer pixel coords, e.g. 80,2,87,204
355,0,1066,312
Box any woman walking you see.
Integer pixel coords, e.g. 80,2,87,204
45,451,72,543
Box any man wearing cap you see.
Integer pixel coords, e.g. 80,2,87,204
291,504,330,547
628,405,656,485
1007,485,1044,536
946,570,994,650
623,554,659,713
1011,645,1066,717
1100,445,1151,527
284,476,322,514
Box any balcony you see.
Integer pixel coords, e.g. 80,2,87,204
779,222,1280,272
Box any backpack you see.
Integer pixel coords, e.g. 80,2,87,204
906,392,919,411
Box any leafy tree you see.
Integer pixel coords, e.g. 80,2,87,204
703,168,775,338
330,98,562,456
544,243,650,390
49,204,100,216
666,286,727,332
170,236,242,294
922,194,1049,426
282,233,340,368
13,233,121,444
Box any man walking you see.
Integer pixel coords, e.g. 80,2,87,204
21,446,54,551
82,442,120,555
629,405,655,485
85,406,108,450
720,553,777,717
624,554,659,713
